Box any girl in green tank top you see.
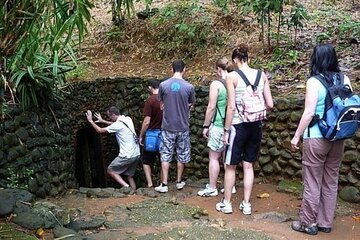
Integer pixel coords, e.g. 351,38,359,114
198,57,231,198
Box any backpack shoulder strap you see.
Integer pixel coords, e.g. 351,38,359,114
217,79,226,87
312,75,330,91
235,69,251,86
253,70,262,87
334,73,344,85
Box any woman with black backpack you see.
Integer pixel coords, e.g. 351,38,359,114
291,44,353,235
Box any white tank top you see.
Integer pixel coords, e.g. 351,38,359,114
232,70,265,124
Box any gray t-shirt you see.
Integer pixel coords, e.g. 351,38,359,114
159,77,196,131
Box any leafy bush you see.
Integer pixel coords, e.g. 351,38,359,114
311,5,360,44
0,0,93,111
150,0,224,59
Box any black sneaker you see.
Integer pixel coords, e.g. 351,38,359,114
318,226,332,233
291,221,318,235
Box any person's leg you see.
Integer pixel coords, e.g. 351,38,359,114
209,150,222,188
162,161,170,184
317,140,344,229
242,121,262,203
159,130,175,185
127,176,136,189
299,139,328,225
142,151,156,187
222,124,241,202
177,162,185,182
242,161,254,203
175,131,191,183
142,164,153,187
107,169,129,187
223,164,236,202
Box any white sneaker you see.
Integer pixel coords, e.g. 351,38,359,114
220,186,237,194
239,200,251,215
215,198,233,214
176,181,186,190
154,183,168,193
197,184,218,197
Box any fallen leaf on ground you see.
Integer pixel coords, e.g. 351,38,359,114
352,215,360,223
257,192,270,199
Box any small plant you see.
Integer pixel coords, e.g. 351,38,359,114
150,1,223,59
66,62,90,80
287,3,309,44
310,5,359,44
212,0,231,14
6,167,35,189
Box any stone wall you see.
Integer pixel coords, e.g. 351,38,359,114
1,77,359,196
0,103,76,197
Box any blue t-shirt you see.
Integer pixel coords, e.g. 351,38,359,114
304,75,351,139
159,77,196,131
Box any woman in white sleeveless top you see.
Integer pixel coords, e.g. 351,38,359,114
216,44,273,214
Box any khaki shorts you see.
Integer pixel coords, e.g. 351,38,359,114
207,125,225,152
107,155,140,176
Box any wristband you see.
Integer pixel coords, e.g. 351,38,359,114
224,128,230,133
203,125,209,129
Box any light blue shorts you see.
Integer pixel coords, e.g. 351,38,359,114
207,125,225,152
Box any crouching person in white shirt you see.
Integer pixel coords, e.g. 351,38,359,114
86,106,140,189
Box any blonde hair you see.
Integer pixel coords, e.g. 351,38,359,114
216,57,231,71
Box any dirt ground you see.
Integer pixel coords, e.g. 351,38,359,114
51,182,360,240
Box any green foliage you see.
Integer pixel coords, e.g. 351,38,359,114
0,0,93,109
66,62,90,80
287,3,309,43
253,47,299,71
111,0,135,24
6,167,34,189
311,5,360,44
236,0,308,47
212,0,231,14
150,0,223,59
236,0,288,46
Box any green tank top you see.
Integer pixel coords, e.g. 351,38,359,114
213,80,227,127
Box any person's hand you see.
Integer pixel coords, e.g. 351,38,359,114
94,112,103,123
86,110,93,122
139,137,144,146
202,128,209,139
291,135,300,150
223,131,229,145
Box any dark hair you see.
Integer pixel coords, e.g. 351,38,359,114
231,43,249,62
148,78,160,89
310,44,340,83
172,59,186,73
108,106,120,115
216,57,231,72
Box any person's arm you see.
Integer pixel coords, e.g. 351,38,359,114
139,116,151,145
291,80,318,149
202,81,219,138
94,112,114,125
262,73,274,109
223,73,237,145
189,86,196,110
86,110,108,134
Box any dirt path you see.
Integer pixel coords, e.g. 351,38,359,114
51,182,360,240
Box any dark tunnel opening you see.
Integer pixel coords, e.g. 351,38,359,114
75,127,106,188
